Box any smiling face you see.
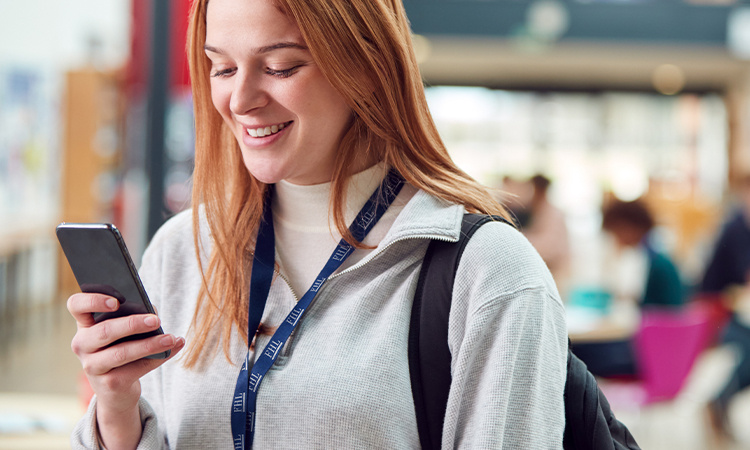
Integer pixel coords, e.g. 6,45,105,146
204,0,354,185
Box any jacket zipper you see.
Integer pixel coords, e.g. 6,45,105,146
274,270,299,302
272,271,299,358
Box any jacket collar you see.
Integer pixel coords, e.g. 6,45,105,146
378,187,465,248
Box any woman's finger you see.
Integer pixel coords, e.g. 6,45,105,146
81,334,185,377
67,293,120,327
71,313,163,356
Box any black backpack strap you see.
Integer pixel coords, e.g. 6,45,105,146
408,214,510,450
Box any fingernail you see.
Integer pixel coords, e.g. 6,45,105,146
106,298,118,310
160,335,175,346
144,315,159,327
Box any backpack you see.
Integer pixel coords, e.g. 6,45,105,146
408,214,641,450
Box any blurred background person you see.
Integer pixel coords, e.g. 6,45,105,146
601,198,685,309
700,174,750,443
498,175,533,228
523,174,571,291
571,198,686,377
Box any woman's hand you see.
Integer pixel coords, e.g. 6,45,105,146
67,292,185,450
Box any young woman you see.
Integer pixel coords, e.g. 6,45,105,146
68,0,567,448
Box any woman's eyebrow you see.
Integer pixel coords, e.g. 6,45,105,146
255,42,308,54
204,42,308,55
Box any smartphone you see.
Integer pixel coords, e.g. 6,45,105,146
56,222,170,359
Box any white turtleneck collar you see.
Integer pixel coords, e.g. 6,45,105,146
271,162,410,298
272,162,388,234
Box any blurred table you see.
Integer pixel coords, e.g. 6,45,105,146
567,300,640,343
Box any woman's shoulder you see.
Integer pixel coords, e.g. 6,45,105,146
147,208,196,252
138,208,209,300
456,218,561,303
461,218,540,266
141,207,213,268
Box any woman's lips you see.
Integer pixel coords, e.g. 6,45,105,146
240,121,292,148
246,121,293,138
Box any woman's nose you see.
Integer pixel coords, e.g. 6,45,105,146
230,72,268,115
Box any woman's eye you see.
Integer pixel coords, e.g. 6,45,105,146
265,66,301,79
211,67,236,78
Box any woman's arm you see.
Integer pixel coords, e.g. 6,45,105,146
443,222,568,449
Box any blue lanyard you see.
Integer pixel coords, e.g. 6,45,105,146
231,170,405,449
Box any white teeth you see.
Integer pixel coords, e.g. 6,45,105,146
246,122,288,138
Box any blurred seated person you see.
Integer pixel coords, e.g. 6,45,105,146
601,198,684,308
523,174,571,289
701,175,750,440
571,198,686,377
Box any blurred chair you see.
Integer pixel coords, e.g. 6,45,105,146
598,302,712,407
637,303,712,403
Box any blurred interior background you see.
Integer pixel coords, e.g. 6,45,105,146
3,0,750,448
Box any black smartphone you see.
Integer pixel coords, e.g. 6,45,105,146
56,222,170,359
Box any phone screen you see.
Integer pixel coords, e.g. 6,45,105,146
57,223,169,359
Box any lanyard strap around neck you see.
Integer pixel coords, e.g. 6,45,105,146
231,169,405,449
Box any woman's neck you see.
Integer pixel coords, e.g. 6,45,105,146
272,162,387,232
